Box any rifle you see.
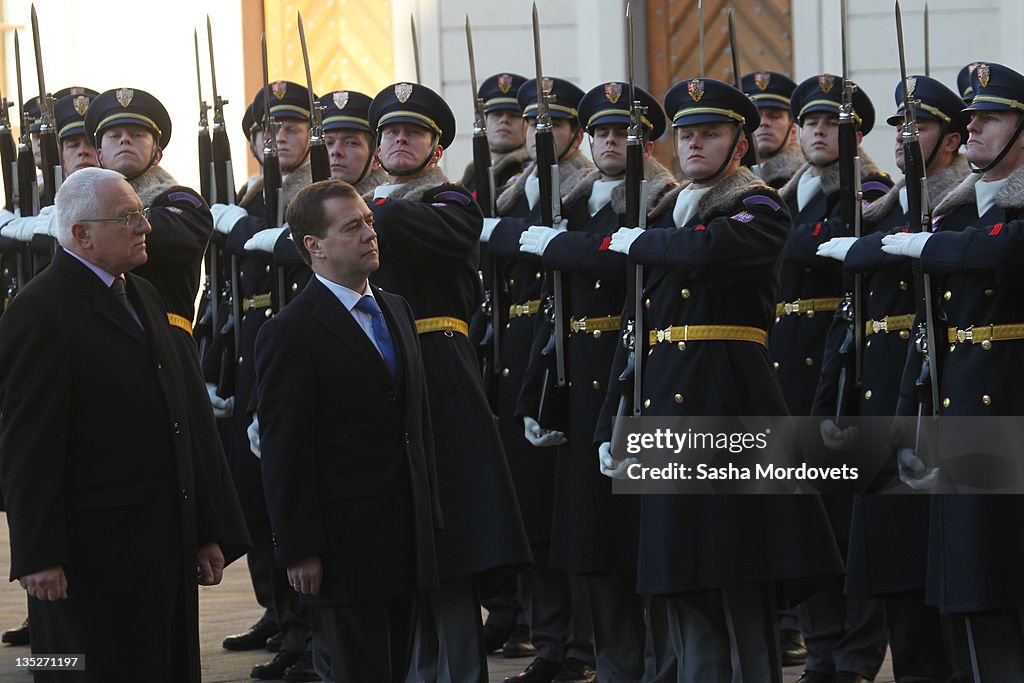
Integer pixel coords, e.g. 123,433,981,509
194,29,213,205
465,16,502,405
895,0,941,434
9,31,34,298
260,34,285,314
531,3,567,425
30,5,59,209
834,0,864,420
728,10,758,168
298,12,329,183
0,85,16,212
611,2,649,449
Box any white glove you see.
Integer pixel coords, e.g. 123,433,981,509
897,447,940,490
0,208,16,227
819,419,859,450
244,226,287,252
1,215,37,242
210,203,248,234
881,231,932,258
519,224,567,256
523,416,567,448
33,205,56,237
205,382,235,419
816,236,857,262
609,226,645,255
247,415,261,459
599,441,637,479
479,216,501,242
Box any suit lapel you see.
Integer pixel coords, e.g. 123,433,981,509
308,278,395,387
53,250,149,348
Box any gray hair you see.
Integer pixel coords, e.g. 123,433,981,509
54,167,128,247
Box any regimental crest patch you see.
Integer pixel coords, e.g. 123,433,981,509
272,81,288,101
395,82,414,103
333,91,350,110
731,211,755,223
115,88,134,108
604,82,622,104
498,74,513,94
818,74,835,94
73,96,90,116
687,79,705,102
978,64,991,89
905,76,917,97
754,72,771,91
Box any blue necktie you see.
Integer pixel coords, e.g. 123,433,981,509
354,295,398,380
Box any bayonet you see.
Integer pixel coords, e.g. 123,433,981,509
298,11,329,182
30,4,59,207
0,81,16,211
208,16,234,205
195,28,213,203
728,9,758,167
699,0,705,77
411,15,422,84
924,3,930,77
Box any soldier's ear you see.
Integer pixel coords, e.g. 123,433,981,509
855,130,864,146
154,147,164,166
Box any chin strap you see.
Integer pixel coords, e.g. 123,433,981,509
375,131,439,177
764,120,795,159
923,122,951,170
111,148,160,183
971,113,1024,174
690,124,744,184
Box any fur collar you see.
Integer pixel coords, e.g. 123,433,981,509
238,161,313,213
458,146,530,186
560,157,677,217
863,155,970,226
649,166,766,221
495,151,595,216
778,148,883,202
129,166,178,206
757,140,804,188
354,167,388,197
933,160,1024,216
362,167,450,203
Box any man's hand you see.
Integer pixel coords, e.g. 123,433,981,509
244,226,288,253
523,416,567,447
210,203,248,234
197,542,225,586
598,441,637,479
609,226,644,255
881,232,932,258
897,448,941,490
816,236,858,262
18,566,67,601
819,419,859,450
287,556,322,595
247,416,261,459
519,223,567,257
206,383,234,419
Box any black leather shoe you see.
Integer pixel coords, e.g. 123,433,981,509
833,673,870,683
251,650,300,680
265,631,283,652
1,619,29,646
224,617,277,651
283,650,320,682
796,672,834,683
552,657,597,682
484,623,513,653
503,657,561,683
502,625,537,658
781,628,808,667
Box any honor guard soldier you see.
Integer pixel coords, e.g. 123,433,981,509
881,62,1024,679
517,81,675,682
366,81,531,683
815,75,969,682
600,77,843,681
460,72,531,192
209,81,318,683
741,71,803,189
957,62,980,104
485,76,598,683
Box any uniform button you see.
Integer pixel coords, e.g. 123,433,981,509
949,344,956,352
502,368,510,377
182,488,189,501
510,278,516,286
535,272,541,280
404,432,411,444
773,361,780,369
568,380,573,388
866,339,872,348
265,265,270,273
677,342,686,351
864,389,872,400
982,395,992,406
156,362,162,370
644,298,651,309
806,310,815,318
775,317,781,324
804,357,814,366
674,394,684,404
592,330,602,338
173,421,181,435
592,380,601,390
594,280,601,289
984,289,994,296
943,290,952,301
942,397,951,409
2,269,7,276
506,323,511,329
238,356,244,365
292,283,298,291
680,288,691,299
981,340,992,350
643,398,651,409
265,309,272,318
868,290,874,297
899,280,908,291
899,330,910,340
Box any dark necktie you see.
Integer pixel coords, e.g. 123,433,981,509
111,276,143,330
354,295,398,380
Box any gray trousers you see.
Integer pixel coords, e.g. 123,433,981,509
798,580,886,678
586,573,645,682
404,576,487,683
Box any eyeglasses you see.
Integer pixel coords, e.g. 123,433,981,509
81,207,151,228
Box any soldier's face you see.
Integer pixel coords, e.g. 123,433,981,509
377,122,439,173
754,108,794,158
966,110,1024,172
325,130,373,184
590,124,628,176
250,130,265,165
72,178,151,274
526,118,581,161
675,122,745,182
60,134,98,175
275,119,311,172
304,195,378,284
798,113,840,165
30,132,42,169
894,119,945,172
97,125,160,177
486,110,526,153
